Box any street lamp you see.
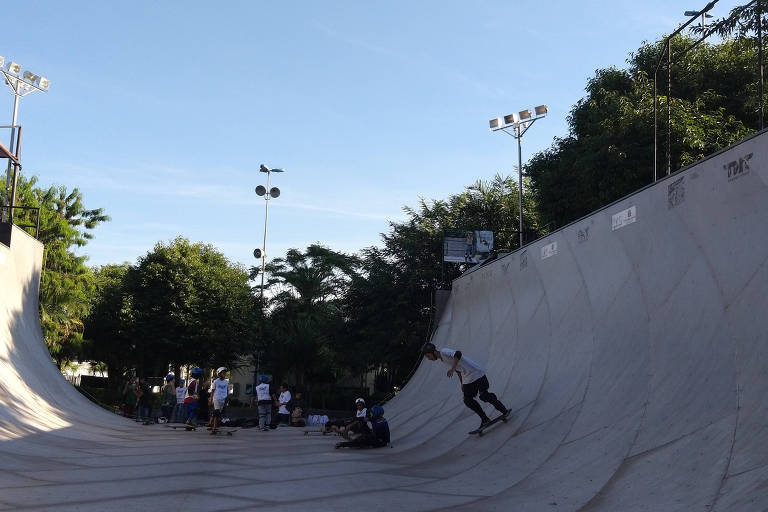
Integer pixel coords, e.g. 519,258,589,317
253,164,284,299
489,104,547,248
0,56,50,222
684,10,713,27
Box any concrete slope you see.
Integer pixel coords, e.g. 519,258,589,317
0,130,766,511
383,129,768,511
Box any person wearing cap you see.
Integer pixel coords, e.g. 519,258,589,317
422,342,509,431
254,375,273,431
209,367,229,434
346,397,370,439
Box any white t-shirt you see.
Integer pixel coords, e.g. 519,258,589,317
278,390,292,414
356,407,367,418
175,386,187,404
439,348,485,384
255,382,271,402
212,378,229,401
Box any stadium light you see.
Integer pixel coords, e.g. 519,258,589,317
0,56,51,222
489,104,548,247
254,165,285,299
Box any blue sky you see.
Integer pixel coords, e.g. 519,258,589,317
2,0,743,269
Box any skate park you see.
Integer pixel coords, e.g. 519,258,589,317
1,122,767,509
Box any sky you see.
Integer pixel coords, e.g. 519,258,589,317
1,0,745,270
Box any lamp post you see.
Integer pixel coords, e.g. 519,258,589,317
253,164,284,300
684,9,713,27
0,56,50,222
489,105,547,248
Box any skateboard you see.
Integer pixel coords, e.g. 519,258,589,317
468,412,511,437
166,423,196,431
209,428,237,436
304,428,336,436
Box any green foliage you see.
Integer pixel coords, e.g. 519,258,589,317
129,237,258,374
2,173,109,368
527,36,757,230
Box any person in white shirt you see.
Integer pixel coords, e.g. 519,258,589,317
277,383,292,426
422,342,508,430
255,375,273,431
209,367,229,434
172,379,186,423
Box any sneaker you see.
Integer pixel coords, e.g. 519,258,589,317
479,418,491,429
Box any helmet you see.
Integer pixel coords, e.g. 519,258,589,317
421,342,436,354
178,379,185,386
191,367,203,377
259,375,269,383
355,397,365,405
165,374,174,382
370,405,384,419
216,367,227,375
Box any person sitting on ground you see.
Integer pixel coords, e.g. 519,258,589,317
290,391,307,427
335,405,390,449
329,398,369,438
209,367,229,434
160,374,176,422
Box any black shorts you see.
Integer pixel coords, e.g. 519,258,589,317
462,375,490,399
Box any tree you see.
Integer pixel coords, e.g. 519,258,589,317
127,237,258,376
83,264,134,388
2,173,110,367
527,36,756,230
252,244,359,387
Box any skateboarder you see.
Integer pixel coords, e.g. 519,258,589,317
421,342,509,431
210,367,229,435
184,367,203,426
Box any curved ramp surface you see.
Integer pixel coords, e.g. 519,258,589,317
0,131,767,511
384,129,768,510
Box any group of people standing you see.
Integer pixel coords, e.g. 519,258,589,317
156,366,231,434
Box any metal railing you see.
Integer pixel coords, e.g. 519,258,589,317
0,205,40,238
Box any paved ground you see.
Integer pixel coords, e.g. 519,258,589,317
1,130,768,510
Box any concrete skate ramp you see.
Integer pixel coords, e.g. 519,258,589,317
0,131,766,511
383,129,768,510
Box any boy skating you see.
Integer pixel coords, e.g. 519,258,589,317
421,342,509,431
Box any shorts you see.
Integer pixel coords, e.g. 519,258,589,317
213,398,226,411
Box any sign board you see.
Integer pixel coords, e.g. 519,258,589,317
443,230,494,263
612,206,637,231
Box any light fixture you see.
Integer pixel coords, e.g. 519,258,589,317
6,62,21,76
255,185,267,196
489,102,548,248
489,117,503,130
22,71,39,84
269,187,280,198
38,77,50,90
503,112,519,125
0,57,4,68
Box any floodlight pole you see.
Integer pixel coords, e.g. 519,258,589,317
255,165,284,300
490,111,546,248
0,60,50,222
